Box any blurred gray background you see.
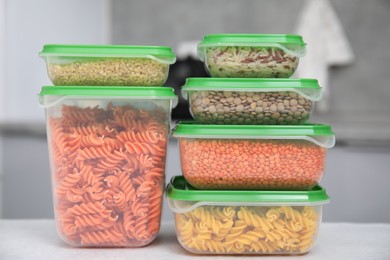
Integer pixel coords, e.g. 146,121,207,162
1,0,390,223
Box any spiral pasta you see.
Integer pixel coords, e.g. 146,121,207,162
48,103,168,247
175,205,319,254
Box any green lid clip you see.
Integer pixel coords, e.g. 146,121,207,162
173,122,336,149
167,176,330,213
39,86,178,108
39,44,176,64
182,78,322,101
198,34,306,60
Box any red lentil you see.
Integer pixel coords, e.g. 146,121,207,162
179,139,326,190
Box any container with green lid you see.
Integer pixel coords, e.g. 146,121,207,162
183,78,321,125
173,122,335,190
197,34,306,78
167,176,329,255
39,86,177,247
39,44,176,86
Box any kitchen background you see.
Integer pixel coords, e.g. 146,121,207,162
0,0,389,223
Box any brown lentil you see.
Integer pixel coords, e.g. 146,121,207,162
189,91,313,125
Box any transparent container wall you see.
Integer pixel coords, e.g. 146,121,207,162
203,46,299,78
45,56,170,86
188,90,314,125
44,97,173,247
173,204,322,255
179,138,327,190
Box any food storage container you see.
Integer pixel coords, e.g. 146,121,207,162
183,78,322,125
40,44,176,86
167,176,329,255
198,34,306,78
173,122,335,190
39,86,178,247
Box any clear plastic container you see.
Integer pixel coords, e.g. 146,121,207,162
39,86,178,247
198,34,306,78
173,123,335,190
40,45,176,86
183,78,322,125
167,176,330,255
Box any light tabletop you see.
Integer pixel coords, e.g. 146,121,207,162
0,220,389,260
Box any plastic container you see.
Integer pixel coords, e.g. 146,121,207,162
173,122,335,190
40,45,176,86
39,86,178,247
167,176,329,255
198,34,306,78
183,78,322,125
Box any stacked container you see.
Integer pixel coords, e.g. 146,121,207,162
168,34,335,255
39,45,178,247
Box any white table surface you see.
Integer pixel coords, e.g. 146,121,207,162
0,220,389,260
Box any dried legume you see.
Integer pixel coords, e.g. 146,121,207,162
205,47,299,78
179,139,326,190
189,90,313,125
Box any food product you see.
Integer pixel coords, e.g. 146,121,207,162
40,44,176,86
198,34,306,78
51,104,166,246
181,139,324,190
48,58,169,86
166,176,329,255
173,123,335,190
182,78,321,125
40,86,177,247
205,46,298,78
190,90,312,125
175,205,319,254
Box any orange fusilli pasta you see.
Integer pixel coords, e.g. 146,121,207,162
48,103,168,247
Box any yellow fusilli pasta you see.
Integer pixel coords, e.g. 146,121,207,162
175,205,319,254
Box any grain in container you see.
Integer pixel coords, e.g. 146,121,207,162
167,176,330,255
198,34,306,78
39,86,178,247
173,122,335,190
40,45,176,86
183,78,322,125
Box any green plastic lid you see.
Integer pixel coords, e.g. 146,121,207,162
199,34,305,46
173,122,335,148
167,176,329,204
182,78,322,101
39,44,176,64
39,86,178,108
198,34,306,58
